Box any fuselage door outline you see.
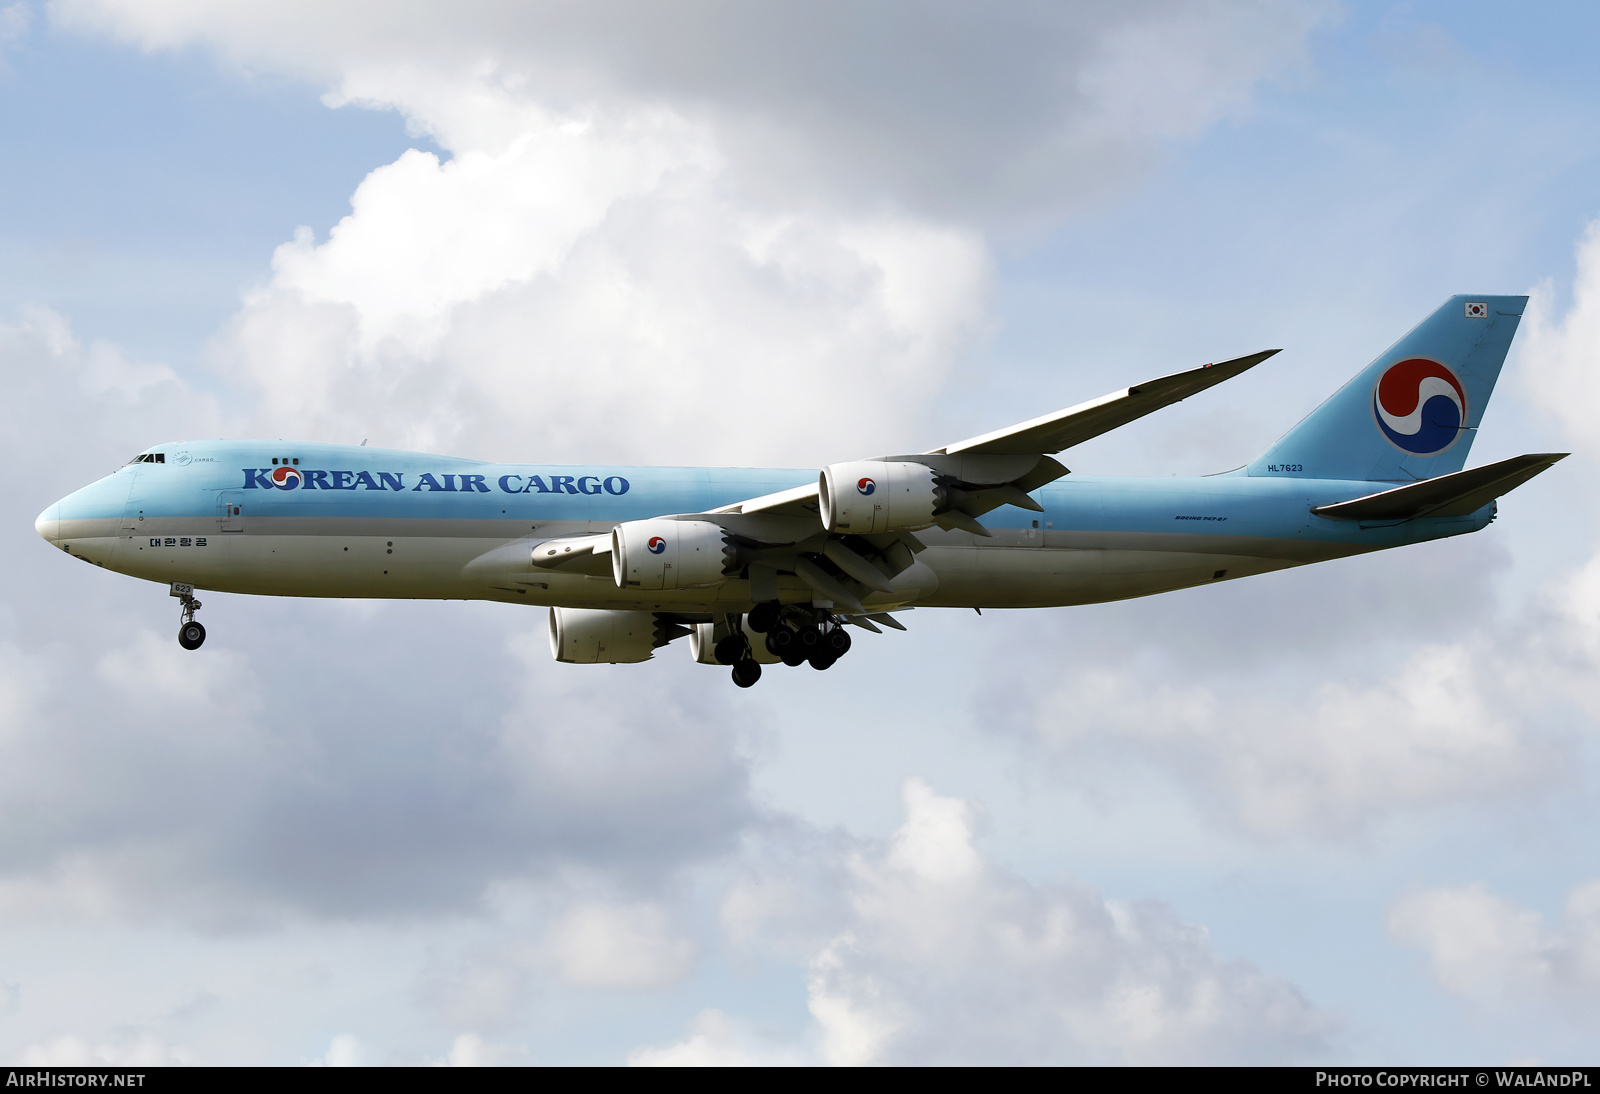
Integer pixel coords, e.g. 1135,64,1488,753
218,492,244,533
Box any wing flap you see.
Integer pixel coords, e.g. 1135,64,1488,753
938,350,1278,456
1312,453,1568,522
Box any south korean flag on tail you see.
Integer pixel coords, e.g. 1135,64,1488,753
1465,301,1488,318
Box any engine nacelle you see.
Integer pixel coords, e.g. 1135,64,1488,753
611,519,731,590
819,461,938,534
690,618,782,665
548,608,657,664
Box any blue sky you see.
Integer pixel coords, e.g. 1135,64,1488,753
4,0,1600,1065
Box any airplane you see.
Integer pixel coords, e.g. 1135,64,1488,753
34,295,1565,687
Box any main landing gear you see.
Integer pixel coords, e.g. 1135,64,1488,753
774,622,849,671
706,603,861,687
172,582,206,650
745,602,853,680
711,629,764,688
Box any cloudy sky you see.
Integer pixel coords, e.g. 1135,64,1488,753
3,0,1600,1065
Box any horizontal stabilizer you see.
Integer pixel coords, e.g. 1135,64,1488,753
1312,453,1567,522
938,349,1278,456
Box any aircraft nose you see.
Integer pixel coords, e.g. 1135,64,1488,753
34,501,61,544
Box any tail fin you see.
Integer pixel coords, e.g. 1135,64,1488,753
1248,295,1526,482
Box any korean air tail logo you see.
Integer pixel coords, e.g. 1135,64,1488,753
269,466,302,489
856,477,876,496
647,536,667,554
1373,358,1467,456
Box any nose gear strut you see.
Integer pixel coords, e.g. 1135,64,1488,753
172,582,206,650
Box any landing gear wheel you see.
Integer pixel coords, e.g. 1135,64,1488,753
714,635,748,665
780,647,808,667
795,625,821,652
808,650,837,671
171,582,205,650
731,659,762,688
765,627,795,656
747,602,781,633
824,628,852,656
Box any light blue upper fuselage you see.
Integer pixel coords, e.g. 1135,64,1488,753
36,439,1492,612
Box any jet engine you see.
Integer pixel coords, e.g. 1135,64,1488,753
611,519,732,590
819,461,939,534
549,608,660,664
690,618,782,665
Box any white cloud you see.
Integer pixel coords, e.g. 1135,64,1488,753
25,1,1324,473
441,1032,503,1067
1078,0,1323,141
211,72,987,466
542,901,697,988
0,305,218,471
0,613,761,924
52,0,1326,225
15,1033,191,1066
627,1009,804,1066
267,87,706,349
39,1,1324,475
1006,638,1566,837
308,1033,371,1067
719,778,1332,1064
1389,880,1600,1007
496,629,753,845
95,629,264,727
1520,218,1600,463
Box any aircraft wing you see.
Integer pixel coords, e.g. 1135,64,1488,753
699,348,1279,525
707,481,820,519
933,349,1279,456
615,348,1277,612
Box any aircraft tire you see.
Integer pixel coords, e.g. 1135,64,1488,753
731,660,762,688
825,628,852,656
714,635,746,665
747,602,781,633
780,648,808,668
808,651,836,671
795,625,821,651
178,621,206,651
765,628,794,656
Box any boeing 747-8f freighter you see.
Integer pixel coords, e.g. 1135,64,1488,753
35,296,1564,686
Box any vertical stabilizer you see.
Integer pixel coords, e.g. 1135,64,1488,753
1248,295,1525,482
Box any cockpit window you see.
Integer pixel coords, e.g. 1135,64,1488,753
124,453,165,465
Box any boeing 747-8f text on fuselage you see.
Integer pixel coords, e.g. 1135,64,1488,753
35,296,1565,686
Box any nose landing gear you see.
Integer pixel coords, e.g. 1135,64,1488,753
172,582,206,650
